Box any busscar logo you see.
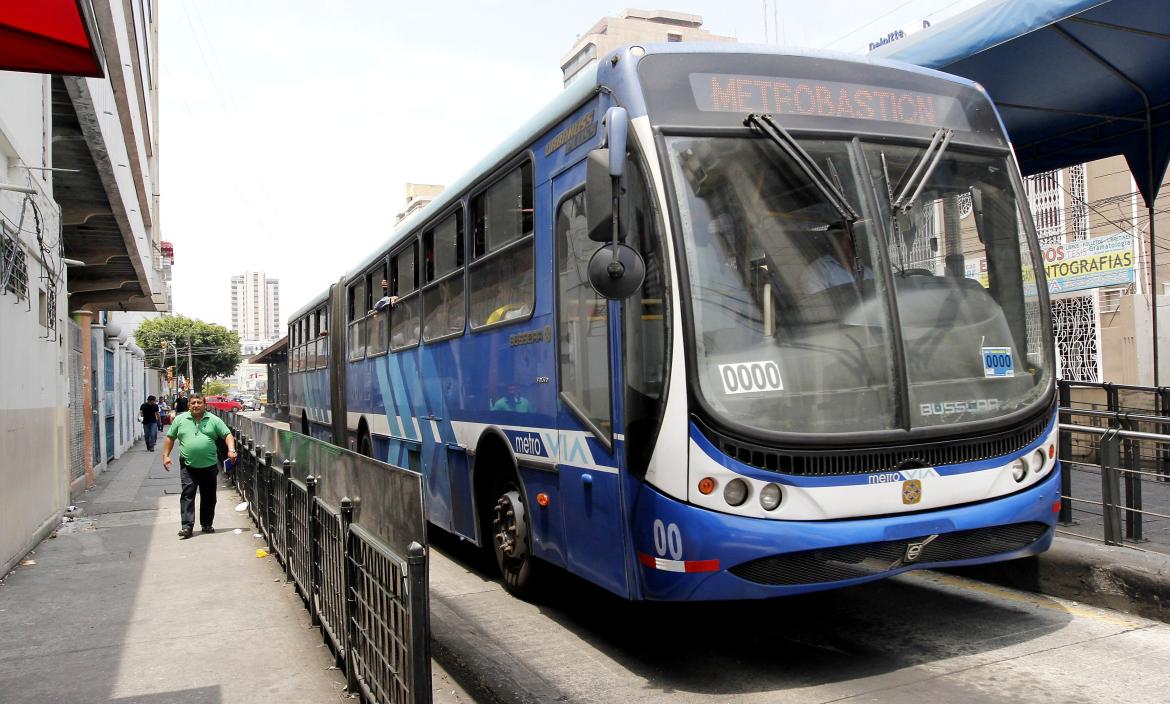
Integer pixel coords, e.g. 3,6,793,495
920,398,1001,417
902,479,922,505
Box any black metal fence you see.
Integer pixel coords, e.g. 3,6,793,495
1057,380,1170,551
217,411,431,704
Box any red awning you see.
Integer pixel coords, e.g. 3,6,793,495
0,0,103,78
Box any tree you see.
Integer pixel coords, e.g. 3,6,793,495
202,379,229,396
134,316,241,393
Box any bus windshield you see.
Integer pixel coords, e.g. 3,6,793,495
667,134,1051,436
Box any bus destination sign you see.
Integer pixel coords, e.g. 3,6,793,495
689,73,971,130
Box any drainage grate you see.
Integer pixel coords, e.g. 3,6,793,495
729,522,1050,586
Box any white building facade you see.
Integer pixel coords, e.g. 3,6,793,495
231,270,280,342
0,1,165,575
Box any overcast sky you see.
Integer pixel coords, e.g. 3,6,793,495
159,0,983,331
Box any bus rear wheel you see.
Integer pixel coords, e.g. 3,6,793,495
491,482,536,597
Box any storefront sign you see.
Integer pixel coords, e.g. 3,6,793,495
1042,233,1135,293
965,232,1135,294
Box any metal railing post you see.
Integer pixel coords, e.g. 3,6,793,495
262,448,273,551
1104,382,1119,417
1058,381,1075,524
305,473,320,627
340,497,357,694
1118,417,1144,542
250,438,260,524
283,459,294,581
1158,387,1170,482
1100,428,1124,546
407,541,432,704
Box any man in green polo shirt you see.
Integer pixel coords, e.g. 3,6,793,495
162,393,237,539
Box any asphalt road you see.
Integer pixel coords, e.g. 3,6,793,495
428,531,1170,704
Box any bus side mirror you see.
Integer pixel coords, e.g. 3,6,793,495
586,107,629,243
587,148,612,242
588,243,645,299
586,107,644,298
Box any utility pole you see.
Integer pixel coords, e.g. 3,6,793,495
187,332,194,393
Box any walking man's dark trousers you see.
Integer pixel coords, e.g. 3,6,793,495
179,461,219,530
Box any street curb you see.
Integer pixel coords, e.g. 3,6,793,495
951,535,1170,623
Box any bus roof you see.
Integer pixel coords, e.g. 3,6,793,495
291,43,984,324
625,41,982,90
344,62,602,283
289,288,331,324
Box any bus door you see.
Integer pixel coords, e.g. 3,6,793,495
551,164,633,597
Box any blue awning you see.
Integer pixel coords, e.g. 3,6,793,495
873,0,1170,205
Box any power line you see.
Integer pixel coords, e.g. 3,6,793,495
821,0,918,48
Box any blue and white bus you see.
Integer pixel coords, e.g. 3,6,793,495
287,44,1061,601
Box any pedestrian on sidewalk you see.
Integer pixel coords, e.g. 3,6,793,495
162,393,237,539
139,395,160,451
174,393,189,414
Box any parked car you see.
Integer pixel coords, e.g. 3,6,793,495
203,395,243,412
238,395,258,411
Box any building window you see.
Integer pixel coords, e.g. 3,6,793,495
667,32,683,42
1024,168,1065,245
1052,294,1100,382
1,225,29,300
1100,287,1124,314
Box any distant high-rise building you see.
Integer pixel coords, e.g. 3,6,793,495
230,271,280,342
561,9,736,86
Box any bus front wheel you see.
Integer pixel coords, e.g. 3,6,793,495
491,482,535,597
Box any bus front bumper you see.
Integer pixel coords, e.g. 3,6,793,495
631,464,1061,601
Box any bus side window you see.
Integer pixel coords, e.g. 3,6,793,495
470,160,534,330
391,242,421,350
290,320,298,373
423,208,466,342
367,262,389,356
317,306,328,369
348,279,366,361
306,311,317,368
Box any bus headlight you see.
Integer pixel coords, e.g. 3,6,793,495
1010,458,1028,482
759,483,782,511
1029,449,1046,474
724,479,749,506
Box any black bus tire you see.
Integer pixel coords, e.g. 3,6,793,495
490,475,538,598
357,426,372,458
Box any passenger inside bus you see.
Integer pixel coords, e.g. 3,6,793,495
490,383,530,413
372,278,397,312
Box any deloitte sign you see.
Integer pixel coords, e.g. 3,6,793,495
869,20,931,52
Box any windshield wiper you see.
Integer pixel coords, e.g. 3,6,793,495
891,128,953,213
745,113,858,223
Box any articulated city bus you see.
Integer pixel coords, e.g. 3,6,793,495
287,44,1060,600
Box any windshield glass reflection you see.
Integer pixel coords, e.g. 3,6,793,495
667,135,1050,436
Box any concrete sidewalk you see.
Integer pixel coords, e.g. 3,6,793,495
0,441,472,704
